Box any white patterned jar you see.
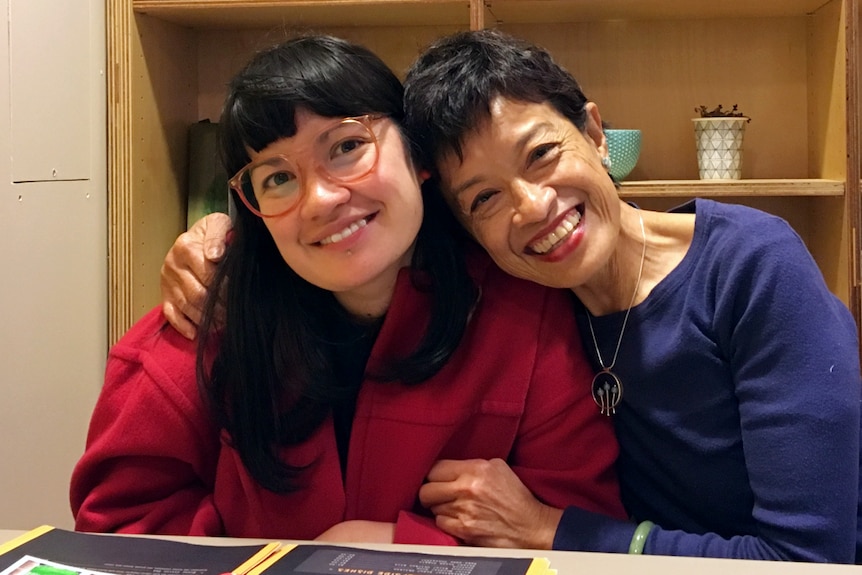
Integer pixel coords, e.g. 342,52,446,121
692,117,748,180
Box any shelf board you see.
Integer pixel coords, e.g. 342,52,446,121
618,179,844,198
486,0,831,24
132,0,833,29
132,1,471,29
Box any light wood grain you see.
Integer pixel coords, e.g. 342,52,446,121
133,0,471,28
106,0,861,338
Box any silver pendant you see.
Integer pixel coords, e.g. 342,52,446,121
591,370,623,416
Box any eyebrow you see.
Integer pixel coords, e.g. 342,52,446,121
448,121,556,199
449,174,484,199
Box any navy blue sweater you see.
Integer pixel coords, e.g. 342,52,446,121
555,199,861,562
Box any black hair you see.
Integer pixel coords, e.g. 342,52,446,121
197,35,477,493
403,29,591,175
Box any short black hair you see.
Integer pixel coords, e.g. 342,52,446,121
404,29,590,174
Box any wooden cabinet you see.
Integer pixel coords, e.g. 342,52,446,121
107,0,860,343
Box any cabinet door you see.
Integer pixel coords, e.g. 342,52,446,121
10,0,91,182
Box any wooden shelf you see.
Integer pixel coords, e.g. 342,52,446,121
132,0,471,28
108,0,860,340
619,179,845,199
484,0,832,24
133,0,834,29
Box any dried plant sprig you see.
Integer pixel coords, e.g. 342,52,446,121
695,104,751,122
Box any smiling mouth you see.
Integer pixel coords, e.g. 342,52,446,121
527,208,582,255
319,214,375,246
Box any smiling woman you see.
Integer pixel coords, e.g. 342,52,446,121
70,34,626,545
231,109,423,312
402,28,862,563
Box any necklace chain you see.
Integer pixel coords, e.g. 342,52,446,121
586,212,646,370
585,212,646,415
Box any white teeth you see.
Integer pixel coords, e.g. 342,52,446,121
320,217,368,245
530,210,581,254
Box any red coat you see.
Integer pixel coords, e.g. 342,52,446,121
70,251,625,543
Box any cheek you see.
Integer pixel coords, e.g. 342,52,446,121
262,218,298,259
469,218,511,255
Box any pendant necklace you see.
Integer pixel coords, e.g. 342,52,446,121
585,212,646,416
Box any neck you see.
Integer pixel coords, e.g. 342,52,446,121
333,270,398,320
572,205,647,316
333,249,414,321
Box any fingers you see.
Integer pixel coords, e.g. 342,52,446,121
420,458,558,549
425,458,487,482
202,212,232,262
160,263,205,339
420,459,487,508
162,302,197,340
418,479,457,508
433,513,473,543
160,214,226,339
176,231,217,287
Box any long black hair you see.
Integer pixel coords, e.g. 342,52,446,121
197,35,477,493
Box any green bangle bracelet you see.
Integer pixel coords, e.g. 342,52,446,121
628,520,655,554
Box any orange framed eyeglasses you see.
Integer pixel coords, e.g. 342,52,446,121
229,115,383,218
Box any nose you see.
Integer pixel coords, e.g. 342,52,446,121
511,179,554,226
297,171,350,220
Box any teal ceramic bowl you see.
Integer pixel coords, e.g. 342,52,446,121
604,129,642,181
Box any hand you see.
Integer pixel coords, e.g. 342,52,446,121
419,459,563,549
160,212,232,339
315,520,396,543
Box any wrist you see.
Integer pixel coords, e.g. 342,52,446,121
530,504,563,550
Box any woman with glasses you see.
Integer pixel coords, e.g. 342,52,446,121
70,35,626,543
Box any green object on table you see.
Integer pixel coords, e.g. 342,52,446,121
30,566,81,575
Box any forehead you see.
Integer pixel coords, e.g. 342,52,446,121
484,97,567,135
247,110,371,161
438,98,572,182
450,98,570,158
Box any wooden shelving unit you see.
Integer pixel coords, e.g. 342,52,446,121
107,0,861,343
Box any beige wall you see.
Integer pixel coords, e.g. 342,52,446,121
0,0,106,528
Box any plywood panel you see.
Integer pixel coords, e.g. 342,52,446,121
808,0,847,180
130,13,197,322
195,25,465,121
133,0,827,28
134,0,470,28
107,0,135,343
9,0,91,182
485,0,830,23
501,17,809,181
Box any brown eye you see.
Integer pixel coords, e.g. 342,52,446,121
333,138,365,157
528,143,560,166
470,190,499,213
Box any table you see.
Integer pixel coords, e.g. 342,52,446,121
1,529,858,574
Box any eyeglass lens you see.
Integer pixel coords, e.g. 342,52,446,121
238,119,378,217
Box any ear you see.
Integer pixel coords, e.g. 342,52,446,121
418,168,431,181
583,102,608,159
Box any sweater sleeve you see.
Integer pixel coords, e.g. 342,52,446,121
508,284,627,521
70,309,225,535
554,215,861,562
